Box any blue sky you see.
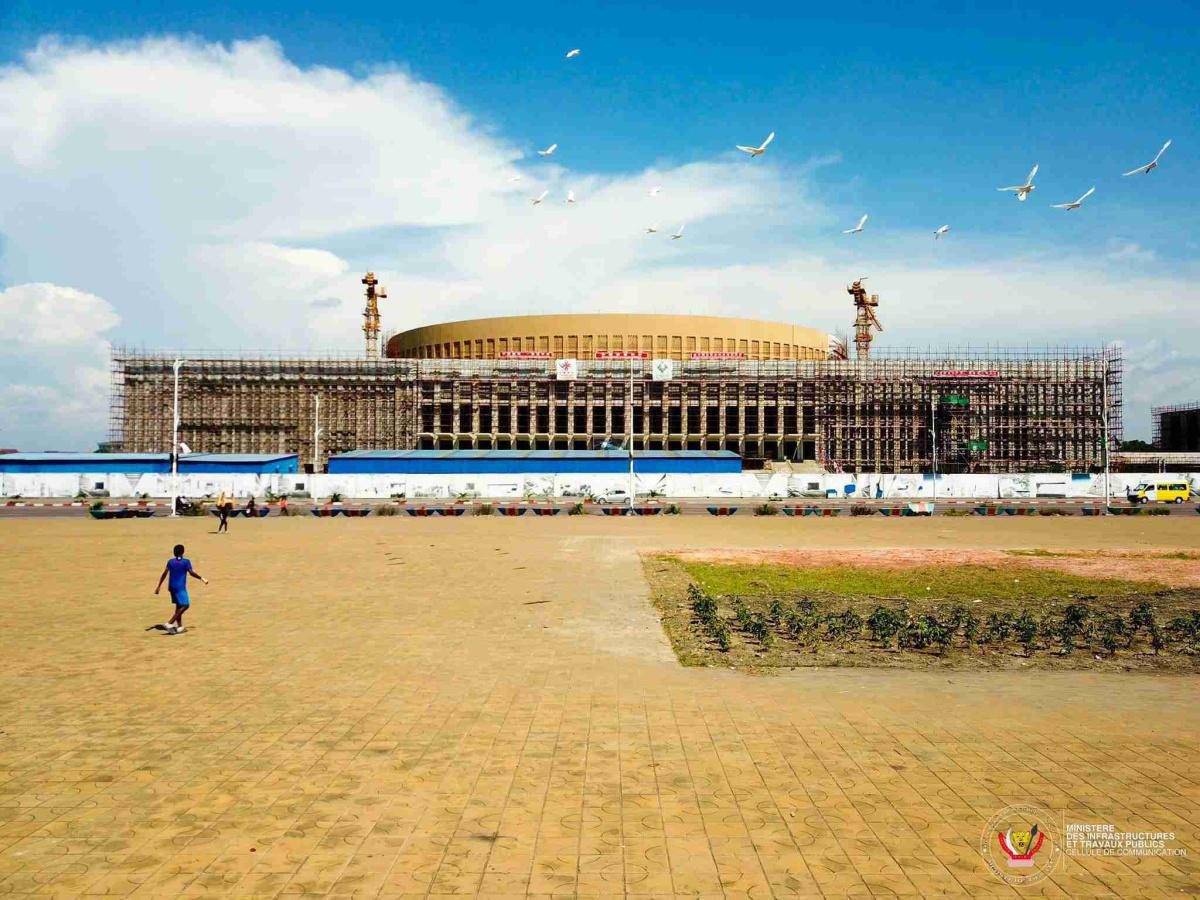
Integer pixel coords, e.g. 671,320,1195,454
0,1,1196,447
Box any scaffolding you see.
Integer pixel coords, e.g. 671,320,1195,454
110,345,1122,473
111,349,417,470
1152,400,1200,451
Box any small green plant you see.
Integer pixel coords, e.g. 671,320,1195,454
866,606,905,646
1146,506,1171,516
329,492,343,503
984,612,1015,644
1014,612,1039,655
665,503,681,515
942,508,970,517
1098,614,1129,656
824,608,863,642
850,504,874,516
567,502,586,515
755,503,779,516
768,599,787,623
89,500,105,511
474,503,494,515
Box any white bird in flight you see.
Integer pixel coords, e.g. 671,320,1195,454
566,190,576,204
532,190,548,205
736,131,775,157
671,225,685,240
648,186,662,197
537,143,558,157
843,214,868,235
1051,186,1095,211
565,48,581,59
933,225,950,239
1122,140,1171,176
645,224,658,234
997,164,1038,201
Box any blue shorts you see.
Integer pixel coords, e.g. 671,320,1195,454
169,589,190,608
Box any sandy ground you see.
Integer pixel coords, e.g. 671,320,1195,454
0,516,1197,898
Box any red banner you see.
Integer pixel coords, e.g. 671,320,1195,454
932,369,999,378
499,350,553,359
690,351,747,360
595,351,649,359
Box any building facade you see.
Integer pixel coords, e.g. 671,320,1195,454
1153,402,1200,452
112,325,1123,473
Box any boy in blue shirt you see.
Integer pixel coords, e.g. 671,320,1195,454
154,544,208,634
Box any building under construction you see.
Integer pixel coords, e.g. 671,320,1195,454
111,318,1123,473
1153,401,1200,452
107,276,1124,472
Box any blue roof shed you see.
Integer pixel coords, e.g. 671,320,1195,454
0,453,298,474
327,449,740,475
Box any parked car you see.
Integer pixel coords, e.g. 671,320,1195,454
1127,481,1191,504
595,489,630,504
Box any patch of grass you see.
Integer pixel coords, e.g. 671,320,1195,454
679,560,1162,602
1006,548,1067,558
644,555,1199,673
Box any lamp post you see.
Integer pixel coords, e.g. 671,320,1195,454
930,395,937,502
170,358,186,518
313,394,323,473
628,360,636,509
1102,360,1111,509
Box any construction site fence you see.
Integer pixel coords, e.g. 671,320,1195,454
5,470,1191,503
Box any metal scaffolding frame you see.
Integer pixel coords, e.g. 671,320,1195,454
1152,400,1200,452
111,345,1122,473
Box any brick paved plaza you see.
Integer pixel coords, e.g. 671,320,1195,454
0,517,1197,897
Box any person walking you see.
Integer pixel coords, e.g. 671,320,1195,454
216,490,230,533
154,543,208,634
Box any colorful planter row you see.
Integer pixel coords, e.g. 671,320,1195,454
404,507,464,517
707,506,739,516
311,508,372,517
210,508,270,518
601,507,630,516
780,507,842,517
89,508,156,520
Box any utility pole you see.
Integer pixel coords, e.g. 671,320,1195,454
1102,361,1111,509
170,359,186,517
930,395,937,502
313,394,323,473
628,360,635,509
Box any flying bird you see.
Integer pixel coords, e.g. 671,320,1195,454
843,214,868,235
508,175,522,183
532,190,548,205
736,131,775,157
933,225,950,239
645,224,658,234
565,48,581,59
648,186,662,197
1122,140,1172,176
671,225,685,240
566,190,576,204
997,164,1038,201
537,143,558,157
1051,186,1095,210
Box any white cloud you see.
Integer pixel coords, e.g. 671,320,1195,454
0,35,1194,447
0,283,116,449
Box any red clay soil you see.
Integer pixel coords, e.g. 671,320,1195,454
663,547,1200,588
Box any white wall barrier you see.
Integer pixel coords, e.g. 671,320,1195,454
3,470,1199,501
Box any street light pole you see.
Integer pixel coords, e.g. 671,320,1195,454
170,359,185,518
930,396,937,502
1102,360,1111,509
628,360,635,509
313,394,323,473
